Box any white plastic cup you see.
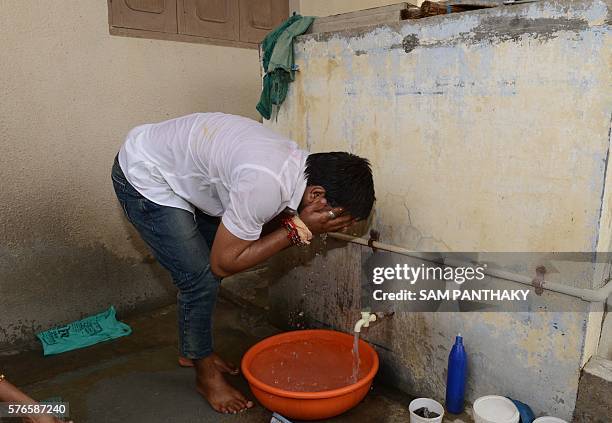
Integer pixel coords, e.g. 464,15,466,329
409,398,444,423
473,395,520,423
533,418,568,423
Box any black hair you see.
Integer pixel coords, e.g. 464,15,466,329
305,152,375,220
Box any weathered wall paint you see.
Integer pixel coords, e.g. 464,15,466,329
267,0,612,419
0,1,261,350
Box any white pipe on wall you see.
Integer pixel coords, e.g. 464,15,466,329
328,232,612,304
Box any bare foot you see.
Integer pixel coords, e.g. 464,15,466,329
195,355,253,414
210,352,239,375
180,353,239,375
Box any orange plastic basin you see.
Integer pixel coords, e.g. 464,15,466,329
241,329,379,420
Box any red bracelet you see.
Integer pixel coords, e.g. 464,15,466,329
281,216,306,246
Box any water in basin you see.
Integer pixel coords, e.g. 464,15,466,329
250,338,369,392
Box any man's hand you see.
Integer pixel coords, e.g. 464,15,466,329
299,198,355,235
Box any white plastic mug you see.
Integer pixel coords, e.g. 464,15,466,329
408,398,444,423
533,418,568,423
473,395,519,423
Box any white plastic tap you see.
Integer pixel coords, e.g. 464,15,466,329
354,311,377,333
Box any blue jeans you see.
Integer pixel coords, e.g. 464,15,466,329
111,156,220,359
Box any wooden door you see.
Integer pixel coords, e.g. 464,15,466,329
110,0,178,33
239,0,289,44
178,0,239,41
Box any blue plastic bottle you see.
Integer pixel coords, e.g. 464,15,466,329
445,333,467,414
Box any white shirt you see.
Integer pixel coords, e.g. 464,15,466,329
118,113,308,241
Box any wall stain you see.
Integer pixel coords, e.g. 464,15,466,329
402,34,420,53
392,16,591,52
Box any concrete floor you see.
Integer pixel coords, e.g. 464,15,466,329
2,294,473,422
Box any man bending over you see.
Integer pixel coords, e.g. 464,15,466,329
111,113,375,414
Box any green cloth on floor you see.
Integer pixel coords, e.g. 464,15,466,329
37,306,132,356
257,14,314,120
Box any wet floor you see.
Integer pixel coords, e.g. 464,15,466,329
2,293,472,422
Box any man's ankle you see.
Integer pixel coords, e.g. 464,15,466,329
194,355,217,372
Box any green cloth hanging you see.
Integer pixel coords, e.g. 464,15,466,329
257,15,314,120
36,306,132,356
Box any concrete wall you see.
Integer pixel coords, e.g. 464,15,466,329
599,312,612,359
0,1,261,350
266,0,612,419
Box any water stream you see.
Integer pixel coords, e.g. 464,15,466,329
352,332,360,383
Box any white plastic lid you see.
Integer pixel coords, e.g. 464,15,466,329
473,395,519,423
